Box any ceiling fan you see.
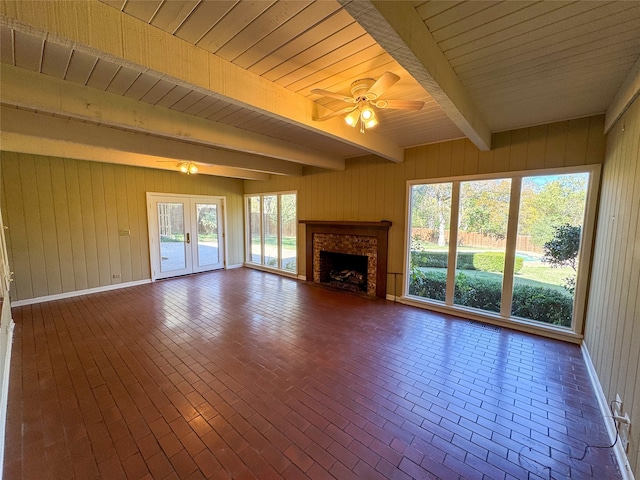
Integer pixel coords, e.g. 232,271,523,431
312,72,424,133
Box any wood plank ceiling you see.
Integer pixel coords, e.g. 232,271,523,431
1,1,639,178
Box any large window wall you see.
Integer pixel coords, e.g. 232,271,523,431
406,167,599,335
245,192,297,275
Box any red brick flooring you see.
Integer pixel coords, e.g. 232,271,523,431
4,268,621,479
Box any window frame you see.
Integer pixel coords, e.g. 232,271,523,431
403,165,601,342
244,191,298,277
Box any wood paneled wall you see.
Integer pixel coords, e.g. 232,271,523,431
245,115,606,292
584,98,640,474
0,153,245,301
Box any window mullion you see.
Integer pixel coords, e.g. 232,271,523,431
277,195,282,270
500,178,521,317
445,182,461,305
260,196,265,265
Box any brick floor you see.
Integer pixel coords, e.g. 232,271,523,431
4,268,621,479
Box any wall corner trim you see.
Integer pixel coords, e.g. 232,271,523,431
11,279,152,307
581,342,636,479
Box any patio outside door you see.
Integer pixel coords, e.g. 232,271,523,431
147,193,225,280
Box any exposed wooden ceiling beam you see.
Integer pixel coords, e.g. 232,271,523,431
1,106,297,179
1,129,271,181
1,65,328,173
0,1,404,163
340,0,492,151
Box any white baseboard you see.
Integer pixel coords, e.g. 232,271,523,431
11,279,152,307
582,343,635,479
226,264,243,269
0,319,15,480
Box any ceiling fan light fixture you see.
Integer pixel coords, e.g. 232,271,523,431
179,161,198,174
361,106,374,121
362,109,378,130
344,109,360,127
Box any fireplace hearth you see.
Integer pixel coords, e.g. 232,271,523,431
300,220,392,298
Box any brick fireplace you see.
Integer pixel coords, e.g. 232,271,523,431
300,221,392,298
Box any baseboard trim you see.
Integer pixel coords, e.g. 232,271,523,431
582,343,635,479
11,279,152,307
0,319,15,480
226,264,243,269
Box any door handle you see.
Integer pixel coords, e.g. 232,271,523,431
186,233,190,244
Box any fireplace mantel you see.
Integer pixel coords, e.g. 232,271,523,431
300,220,391,298
299,220,392,228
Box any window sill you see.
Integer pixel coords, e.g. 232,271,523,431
243,262,298,279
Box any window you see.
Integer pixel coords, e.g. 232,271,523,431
245,192,297,274
407,168,597,334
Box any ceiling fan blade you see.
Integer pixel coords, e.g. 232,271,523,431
366,71,400,99
374,99,425,110
316,106,358,121
311,88,355,103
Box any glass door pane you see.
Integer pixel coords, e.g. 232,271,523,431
158,202,187,273
511,173,589,327
280,194,297,273
408,183,452,301
263,195,278,267
454,179,511,313
248,197,262,264
195,203,220,268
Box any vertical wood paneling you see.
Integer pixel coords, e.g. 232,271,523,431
525,125,547,170
544,122,567,168
463,139,479,174
1,154,244,300
77,161,100,288
584,98,640,475
508,128,528,171
64,158,88,290
91,162,112,286
586,115,607,165
20,155,48,297
113,165,131,283
450,140,465,176
438,142,452,177
102,164,121,284
426,144,439,178
492,131,511,172
35,159,62,295
126,168,142,281
2,152,32,299
565,117,590,166
477,148,494,174
49,158,75,294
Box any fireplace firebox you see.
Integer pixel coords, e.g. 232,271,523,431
319,251,368,293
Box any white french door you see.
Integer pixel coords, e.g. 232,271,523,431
147,193,225,281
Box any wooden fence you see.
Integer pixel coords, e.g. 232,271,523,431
411,228,542,253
